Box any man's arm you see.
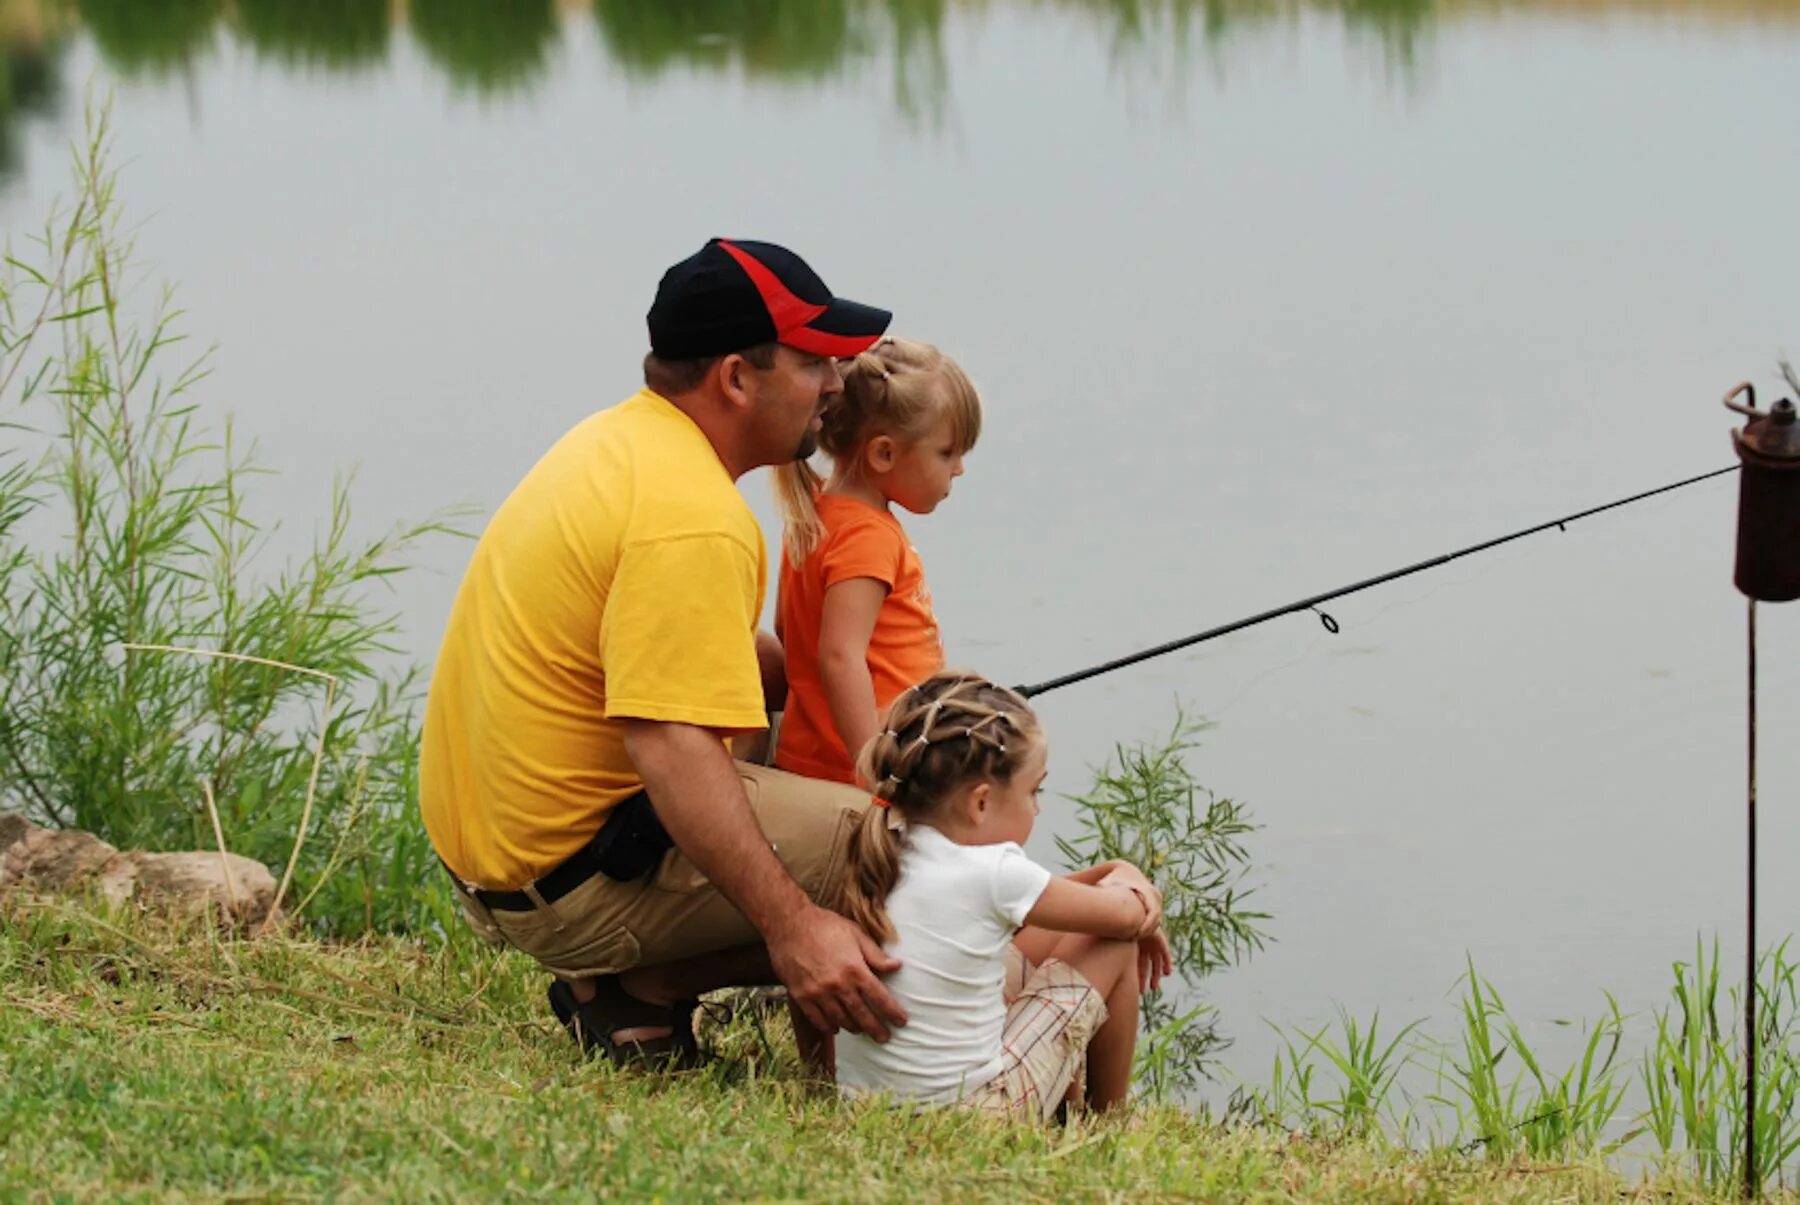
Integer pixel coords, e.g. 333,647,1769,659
623,718,908,1040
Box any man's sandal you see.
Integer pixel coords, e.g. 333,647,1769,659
547,977,705,1070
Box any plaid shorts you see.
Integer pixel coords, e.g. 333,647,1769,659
961,953,1108,1123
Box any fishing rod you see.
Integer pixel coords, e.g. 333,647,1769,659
1016,464,1741,700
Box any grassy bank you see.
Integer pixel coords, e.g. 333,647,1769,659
0,900,1771,1202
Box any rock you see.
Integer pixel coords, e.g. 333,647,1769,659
0,811,33,857
0,810,278,929
125,850,278,927
0,822,122,893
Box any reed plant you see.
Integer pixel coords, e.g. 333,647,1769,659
1250,958,1628,1160
1259,1009,1425,1141
0,104,459,934
1640,938,1800,1193
1429,958,1630,1161
1055,711,1267,1098
1507,993,1630,1160
1250,946,1800,1185
1436,959,1521,1152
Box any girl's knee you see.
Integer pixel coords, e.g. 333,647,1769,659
1073,935,1137,996
1051,932,1139,997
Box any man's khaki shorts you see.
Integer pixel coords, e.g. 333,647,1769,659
448,763,868,979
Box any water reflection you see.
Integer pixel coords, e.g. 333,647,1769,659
594,0,866,82
0,1,62,181
236,0,388,72
10,0,1796,93
79,0,219,79
0,0,1794,179
593,0,958,122
410,0,557,93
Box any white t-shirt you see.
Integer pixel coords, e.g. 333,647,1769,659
836,824,1053,1104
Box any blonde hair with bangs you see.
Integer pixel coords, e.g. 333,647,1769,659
773,336,981,564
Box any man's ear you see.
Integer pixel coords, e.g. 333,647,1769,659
716,352,757,412
866,435,896,472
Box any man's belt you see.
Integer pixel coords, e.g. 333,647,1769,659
447,790,672,912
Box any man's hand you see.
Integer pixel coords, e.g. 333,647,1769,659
767,905,908,1042
623,719,908,1041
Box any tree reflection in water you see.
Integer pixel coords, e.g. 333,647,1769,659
236,0,389,73
79,0,220,79
0,3,65,183
0,0,1793,177
409,0,557,94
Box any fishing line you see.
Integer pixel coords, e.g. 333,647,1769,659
1192,531,1616,721
1204,554,1528,720
1016,464,1740,700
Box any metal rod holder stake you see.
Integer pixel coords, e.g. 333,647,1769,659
1722,377,1800,1197
1745,598,1759,1199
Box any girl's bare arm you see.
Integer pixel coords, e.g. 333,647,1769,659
1062,861,1124,886
817,577,888,779
1024,876,1151,941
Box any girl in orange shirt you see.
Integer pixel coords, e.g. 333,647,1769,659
773,337,981,785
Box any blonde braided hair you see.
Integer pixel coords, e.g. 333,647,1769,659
837,669,1041,944
772,337,982,565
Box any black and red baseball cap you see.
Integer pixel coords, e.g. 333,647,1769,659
647,238,892,361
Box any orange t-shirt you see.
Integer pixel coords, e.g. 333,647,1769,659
776,493,946,784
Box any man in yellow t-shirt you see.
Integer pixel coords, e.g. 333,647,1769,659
420,239,905,1066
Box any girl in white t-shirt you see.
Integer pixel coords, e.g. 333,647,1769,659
833,670,1174,1119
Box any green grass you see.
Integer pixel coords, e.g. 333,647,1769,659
0,900,1777,1202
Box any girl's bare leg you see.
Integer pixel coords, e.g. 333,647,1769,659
1012,925,1062,967
1041,931,1140,1110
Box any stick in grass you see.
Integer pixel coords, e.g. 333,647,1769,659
119,642,338,936
199,778,241,915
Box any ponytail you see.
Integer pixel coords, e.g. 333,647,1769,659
837,803,903,945
774,458,826,564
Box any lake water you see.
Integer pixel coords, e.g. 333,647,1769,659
3,0,1798,1117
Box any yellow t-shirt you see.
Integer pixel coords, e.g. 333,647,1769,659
420,390,768,889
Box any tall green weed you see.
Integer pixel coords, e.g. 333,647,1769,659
1640,939,1800,1193
0,104,458,934
1057,711,1267,1098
